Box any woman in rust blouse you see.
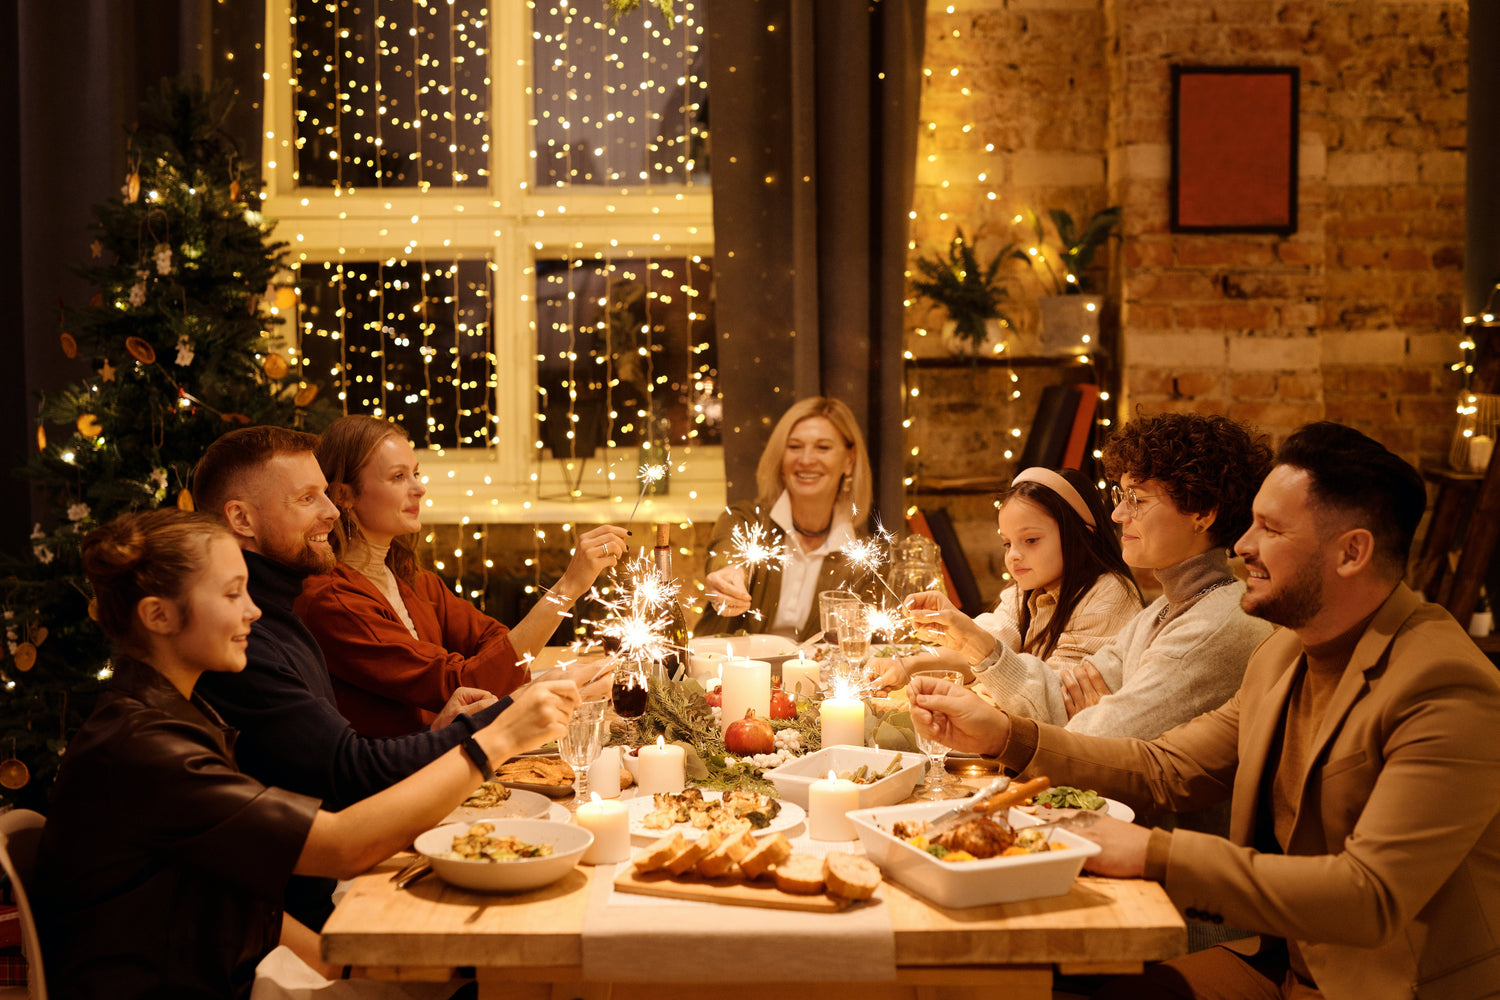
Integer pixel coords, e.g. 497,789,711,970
297,415,626,736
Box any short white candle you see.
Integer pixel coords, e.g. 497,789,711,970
635,735,686,796
781,654,821,698
1470,434,1494,472
808,770,861,841
719,657,771,734
590,746,622,799
577,793,631,864
820,690,866,749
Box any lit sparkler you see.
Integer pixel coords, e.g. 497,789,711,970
581,552,685,666
625,462,669,524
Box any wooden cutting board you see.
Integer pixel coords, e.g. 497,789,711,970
613,867,872,913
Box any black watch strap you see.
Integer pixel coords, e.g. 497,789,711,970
461,735,492,777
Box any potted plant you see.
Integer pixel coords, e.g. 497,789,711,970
1020,206,1121,354
912,227,1027,356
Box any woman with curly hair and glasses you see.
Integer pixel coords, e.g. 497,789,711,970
910,412,1275,739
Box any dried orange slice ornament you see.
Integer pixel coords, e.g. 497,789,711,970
125,337,157,364
262,353,290,380
76,414,103,438
294,384,319,407
60,331,78,358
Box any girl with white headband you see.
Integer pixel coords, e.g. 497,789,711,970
878,467,1141,712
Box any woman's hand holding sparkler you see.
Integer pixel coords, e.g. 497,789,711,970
903,591,1000,668
557,524,632,600
705,564,753,617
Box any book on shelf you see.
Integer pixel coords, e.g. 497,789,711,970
1061,383,1101,470
1018,382,1101,473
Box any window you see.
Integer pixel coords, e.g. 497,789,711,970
262,0,721,523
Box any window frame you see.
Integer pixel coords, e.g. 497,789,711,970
259,0,724,524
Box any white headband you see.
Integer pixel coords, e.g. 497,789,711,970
1009,468,1097,528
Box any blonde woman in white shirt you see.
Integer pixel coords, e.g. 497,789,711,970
697,397,875,641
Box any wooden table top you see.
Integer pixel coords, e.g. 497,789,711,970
322,854,1185,973
322,644,1186,989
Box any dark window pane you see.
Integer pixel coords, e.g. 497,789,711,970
535,256,720,461
293,0,489,189
531,3,709,187
295,259,495,447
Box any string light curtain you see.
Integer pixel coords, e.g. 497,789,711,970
706,0,926,524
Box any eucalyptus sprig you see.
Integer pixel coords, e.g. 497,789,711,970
911,226,1027,348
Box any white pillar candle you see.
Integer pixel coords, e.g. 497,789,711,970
781,656,821,698
591,746,622,799
719,657,771,734
577,794,631,864
635,736,686,796
1470,434,1494,472
808,771,861,841
820,694,866,749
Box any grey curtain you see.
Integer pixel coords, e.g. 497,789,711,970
707,0,926,525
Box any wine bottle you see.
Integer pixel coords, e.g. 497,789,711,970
653,522,689,675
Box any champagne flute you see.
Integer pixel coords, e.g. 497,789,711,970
832,603,871,686
909,669,967,799
559,700,607,802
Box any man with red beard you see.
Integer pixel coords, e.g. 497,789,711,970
909,422,1500,1000
190,426,514,928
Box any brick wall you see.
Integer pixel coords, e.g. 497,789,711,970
908,0,1468,603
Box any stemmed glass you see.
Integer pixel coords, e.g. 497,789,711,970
831,603,871,688
909,669,967,799
559,699,608,802
610,659,650,720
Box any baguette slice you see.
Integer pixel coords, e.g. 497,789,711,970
823,852,881,900
664,829,723,876
772,853,826,895
632,832,686,873
696,829,757,878
737,832,793,879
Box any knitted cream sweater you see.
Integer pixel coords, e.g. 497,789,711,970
973,549,1275,739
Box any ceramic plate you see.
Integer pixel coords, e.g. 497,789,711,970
445,785,553,823
627,790,806,841
1017,796,1135,823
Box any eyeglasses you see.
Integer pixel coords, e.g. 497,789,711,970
1109,484,1161,518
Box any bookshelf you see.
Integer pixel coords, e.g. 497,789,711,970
903,349,1121,603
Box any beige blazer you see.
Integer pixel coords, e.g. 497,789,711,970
1012,585,1500,1000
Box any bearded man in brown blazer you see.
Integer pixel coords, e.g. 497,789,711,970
909,422,1500,1000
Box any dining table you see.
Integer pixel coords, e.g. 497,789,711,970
320,649,1187,999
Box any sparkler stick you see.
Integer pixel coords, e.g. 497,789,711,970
625,463,668,525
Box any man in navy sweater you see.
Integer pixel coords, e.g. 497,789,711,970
191,425,513,926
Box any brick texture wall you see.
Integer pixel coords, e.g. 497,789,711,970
908,0,1468,603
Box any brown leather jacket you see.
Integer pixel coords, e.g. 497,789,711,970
35,658,321,999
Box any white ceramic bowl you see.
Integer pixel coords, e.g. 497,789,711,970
414,818,593,892
765,746,926,809
847,800,1101,908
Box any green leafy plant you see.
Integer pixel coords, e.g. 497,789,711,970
911,227,1027,348
606,0,675,22
1021,205,1121,295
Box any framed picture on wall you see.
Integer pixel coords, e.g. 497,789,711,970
1170,66,1299,235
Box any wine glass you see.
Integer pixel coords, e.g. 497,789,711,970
832,603,871,687
819,590,860,643
559,699,607,802
611,659,650,719
909,669,967,799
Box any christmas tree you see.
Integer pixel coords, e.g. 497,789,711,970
0,78,331,806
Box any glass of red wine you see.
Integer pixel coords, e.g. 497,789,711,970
610,658,650,719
